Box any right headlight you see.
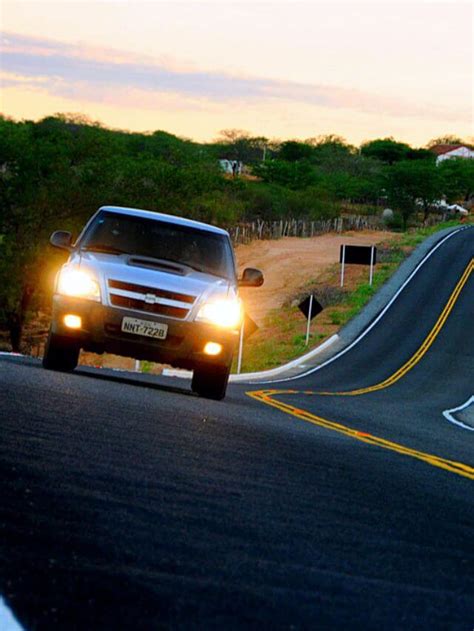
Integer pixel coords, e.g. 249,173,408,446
196,298,242,329
57,267,101,302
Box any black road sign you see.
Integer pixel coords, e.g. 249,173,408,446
340,245,377,265
298,295,323,320
242,314,259,339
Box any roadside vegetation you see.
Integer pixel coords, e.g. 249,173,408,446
0,113,472,352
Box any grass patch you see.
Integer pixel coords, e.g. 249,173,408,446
398,219,467,248
328,310,344,325
231,303,327,373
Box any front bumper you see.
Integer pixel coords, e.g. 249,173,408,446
51,295,238,369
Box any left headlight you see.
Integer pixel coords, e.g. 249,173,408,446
57,268,101,302
196,298,242,329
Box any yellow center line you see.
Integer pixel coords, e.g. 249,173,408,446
247,259,474,480
247,390,474,480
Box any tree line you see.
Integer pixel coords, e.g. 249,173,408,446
0,114,473,350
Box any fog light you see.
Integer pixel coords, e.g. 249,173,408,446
64,314,82,329
204,342,222,356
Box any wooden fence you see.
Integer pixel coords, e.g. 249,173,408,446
228,214,385,245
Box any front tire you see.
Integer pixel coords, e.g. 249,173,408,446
191,361,231,400
42,331,80,372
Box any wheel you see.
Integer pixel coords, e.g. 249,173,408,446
191,361,231,400
42,331,80,372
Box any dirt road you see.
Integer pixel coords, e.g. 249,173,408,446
237,231,392,324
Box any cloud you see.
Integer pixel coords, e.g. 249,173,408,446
0,32,468,122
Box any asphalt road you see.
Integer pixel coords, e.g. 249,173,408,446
1,227,473,630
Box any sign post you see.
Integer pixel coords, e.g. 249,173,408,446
298,295,323,346
236,314,259,374
340,244,346,287
305,295,313,346
369,245,375,286
237,319,245,374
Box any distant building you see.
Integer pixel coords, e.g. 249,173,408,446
219,159,243,176
430,144,474,165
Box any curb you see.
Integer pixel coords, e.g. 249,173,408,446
229,334,339,382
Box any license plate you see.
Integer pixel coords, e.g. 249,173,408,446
121,317,168,340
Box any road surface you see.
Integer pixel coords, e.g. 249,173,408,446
1,227,473,629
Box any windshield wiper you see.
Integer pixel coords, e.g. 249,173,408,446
81,244,129,255
131,256,208,273
182,262,228,278
160,258,218,276
182,262,208,274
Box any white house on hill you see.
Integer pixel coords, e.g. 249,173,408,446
430,144,474,165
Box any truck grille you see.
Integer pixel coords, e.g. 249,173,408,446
108,279,197,320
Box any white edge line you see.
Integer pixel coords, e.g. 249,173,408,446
442,395,474,431
0,598,24,631
251,227,468,385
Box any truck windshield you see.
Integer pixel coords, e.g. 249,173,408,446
79,211,236,280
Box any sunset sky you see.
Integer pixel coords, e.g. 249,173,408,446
1,0,472,146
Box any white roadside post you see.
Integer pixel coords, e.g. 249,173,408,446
369,245,375,286
134,359,140,372
237,318,245,374
305,294,313,346
340,244,346,287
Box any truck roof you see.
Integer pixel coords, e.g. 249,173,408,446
99,206,230,237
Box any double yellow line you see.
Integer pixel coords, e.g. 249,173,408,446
248,258,474,480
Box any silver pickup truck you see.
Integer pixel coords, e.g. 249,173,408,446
44,206,263,399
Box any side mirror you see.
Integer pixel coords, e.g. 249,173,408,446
50,230,73,252
239,267,264,288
